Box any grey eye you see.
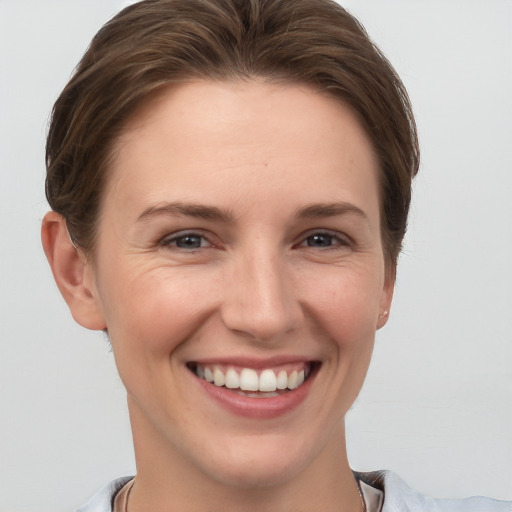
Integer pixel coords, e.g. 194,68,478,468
174,234,204,249
306,233,335,247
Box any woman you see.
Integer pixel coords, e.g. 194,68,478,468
40,0,511,511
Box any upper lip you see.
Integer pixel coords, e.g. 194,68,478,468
187,356,318,369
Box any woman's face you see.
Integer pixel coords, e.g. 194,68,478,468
84,81,393,488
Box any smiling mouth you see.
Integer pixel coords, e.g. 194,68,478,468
187,362,320,398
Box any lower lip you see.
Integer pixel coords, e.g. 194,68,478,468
192,368,317,419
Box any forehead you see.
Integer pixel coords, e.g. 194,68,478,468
105,80,380,219
117,79,375,153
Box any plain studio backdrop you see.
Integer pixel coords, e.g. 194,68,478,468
1,1,511,511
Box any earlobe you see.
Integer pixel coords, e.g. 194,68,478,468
41,211,106,330
377,268,395,329
377,310,389,329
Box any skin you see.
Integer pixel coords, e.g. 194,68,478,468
42,80,394,512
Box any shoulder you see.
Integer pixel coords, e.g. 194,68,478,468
355,470,512,512
76,476,133,512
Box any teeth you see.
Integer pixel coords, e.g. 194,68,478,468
225,368,240,389
204,367,214,383
276,370,288,389
240,368,259,391
259,369,277,392
288,370,298,389
195,364,311,393
213,367,225,386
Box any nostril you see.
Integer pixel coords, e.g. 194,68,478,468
220,301,304,342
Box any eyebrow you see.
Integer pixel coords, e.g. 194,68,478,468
297,202,368,222
137,201,368,224
137,201,235,223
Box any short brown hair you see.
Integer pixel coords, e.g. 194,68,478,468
45,0,419,268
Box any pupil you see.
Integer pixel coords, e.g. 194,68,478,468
177,235,201,248
308,234,332,247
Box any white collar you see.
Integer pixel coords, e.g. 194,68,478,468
360,479,384,512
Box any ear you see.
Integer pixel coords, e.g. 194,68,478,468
41,211,106,330
377,266,395,329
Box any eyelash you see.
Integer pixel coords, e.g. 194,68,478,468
297,230,351,250
158,229,351,252
159,231,212,250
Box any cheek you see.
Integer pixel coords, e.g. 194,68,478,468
97,263,220,357
302,268,383,344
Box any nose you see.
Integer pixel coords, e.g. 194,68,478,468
220,247,304,342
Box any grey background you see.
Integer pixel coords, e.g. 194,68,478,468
1,1,511,510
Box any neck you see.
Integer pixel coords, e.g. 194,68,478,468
127,397,363,512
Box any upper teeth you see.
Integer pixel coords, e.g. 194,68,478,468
196,365,307,392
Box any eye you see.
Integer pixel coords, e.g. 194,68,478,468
299,231,350,249
160,232,211,250
305,233,335,247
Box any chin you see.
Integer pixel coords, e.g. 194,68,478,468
207,451,307,490
195,429,332,491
